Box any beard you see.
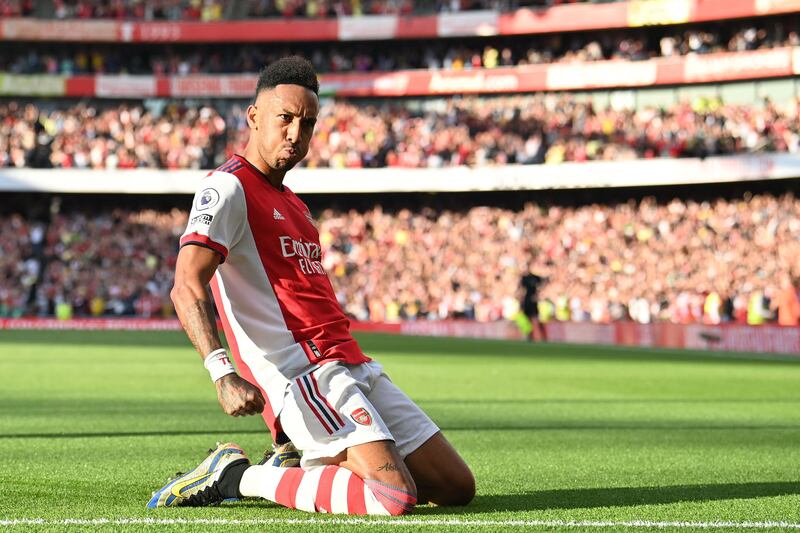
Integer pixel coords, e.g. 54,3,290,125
268,144,305,172
271,156,298,172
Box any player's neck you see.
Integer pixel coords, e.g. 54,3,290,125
241,148,286,190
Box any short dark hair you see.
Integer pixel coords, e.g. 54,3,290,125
255,56,319,98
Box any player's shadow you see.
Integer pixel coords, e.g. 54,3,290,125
415,481,800,514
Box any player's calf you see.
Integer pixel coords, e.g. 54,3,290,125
234,463,416,515
233,439,417,515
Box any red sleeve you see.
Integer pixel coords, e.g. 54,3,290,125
180,232,229,261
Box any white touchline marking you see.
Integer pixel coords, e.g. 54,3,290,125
0,518,799,528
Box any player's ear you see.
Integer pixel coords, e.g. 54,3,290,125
246,104,258,130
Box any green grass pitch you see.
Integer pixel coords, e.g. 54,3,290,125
1,330,799,532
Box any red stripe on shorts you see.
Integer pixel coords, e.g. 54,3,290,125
295,377,333,434
310,373,346,426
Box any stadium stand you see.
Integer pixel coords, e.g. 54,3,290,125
3,96,799,169
3,1,605,20
2,189,799,327
2,17,796,75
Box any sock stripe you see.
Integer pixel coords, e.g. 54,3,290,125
274,468,305,509
315,465,338,513
239,464,416,517
295,464,325,513
346,471,367,515
331,466,353,513
365,479,417,516
374,489,416,514
370,480,418,505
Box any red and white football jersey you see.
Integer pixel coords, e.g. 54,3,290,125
180,155,370,429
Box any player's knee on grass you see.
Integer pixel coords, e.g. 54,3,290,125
416,461,474,506
440,465,476,506
337,440,418,513
405,432,475,506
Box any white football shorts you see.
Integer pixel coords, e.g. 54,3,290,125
278,360,440,468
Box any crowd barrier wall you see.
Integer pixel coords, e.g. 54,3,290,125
2,154,799,194
2,318,797,356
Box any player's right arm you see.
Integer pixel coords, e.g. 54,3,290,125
171,245,224,357
172,244,265,417
173,170,264,417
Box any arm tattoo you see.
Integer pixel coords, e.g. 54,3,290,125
182,299,222,357
377,462,400,472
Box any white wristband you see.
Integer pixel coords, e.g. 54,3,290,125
204,348,236,383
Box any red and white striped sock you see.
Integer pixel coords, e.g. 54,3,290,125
238,464,416,516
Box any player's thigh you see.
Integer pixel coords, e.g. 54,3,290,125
404,432,475,506
280,364,416,491
364,364,472,504
364,362,440,459
279,363,404,467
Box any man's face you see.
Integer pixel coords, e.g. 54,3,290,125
247,84,319,173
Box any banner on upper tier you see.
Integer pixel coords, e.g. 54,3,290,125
7,46,794,98
627,0,691,27
1,0,795,43
0,74,65,96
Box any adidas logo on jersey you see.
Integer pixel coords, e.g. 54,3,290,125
273,208,285,220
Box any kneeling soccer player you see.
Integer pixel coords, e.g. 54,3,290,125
147,56,474,515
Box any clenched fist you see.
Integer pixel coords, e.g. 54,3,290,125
215,373,266,417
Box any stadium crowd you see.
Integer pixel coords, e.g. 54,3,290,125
3,95,799,170
0,207,184,318
1,101,227,170
2,17,794,75
0,0,589,20
2,193,799,326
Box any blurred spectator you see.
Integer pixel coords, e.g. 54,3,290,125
3,95,800,170
4,0,604,20
0,101,228,170
0,0,33,16
4,192,798,325
776,274,800,325
1,208,186,318
47,0,223,20
2,17,797,76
